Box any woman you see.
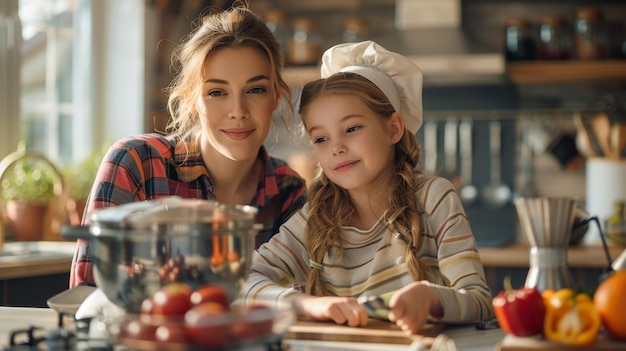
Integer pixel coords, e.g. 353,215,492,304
70,5,306,288
240,41,493,334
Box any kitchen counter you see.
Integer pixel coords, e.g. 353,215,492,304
1,241,621,280
4,306,626,350
478,243,624,269
0,241,75,280
0,306,504,351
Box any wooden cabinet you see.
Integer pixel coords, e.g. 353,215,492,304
1,273,69,307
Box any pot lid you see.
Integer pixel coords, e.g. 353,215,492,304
88,197,258,230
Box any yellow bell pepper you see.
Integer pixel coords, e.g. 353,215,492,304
543,288,601,346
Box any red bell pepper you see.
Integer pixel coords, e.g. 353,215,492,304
492,277,546,337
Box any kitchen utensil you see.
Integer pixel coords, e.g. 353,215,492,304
357,291,394,320
481,120,512,208
61,197,260,313
515,123,535,198
514,197,576,292
74,287,124,320
611,123,626,158
46,285,97,315
590,113,612,157
285,319,445,345
597,94,625,125
573,112,601,157
442,119,460,187
423,121,438,175
458,120,478,204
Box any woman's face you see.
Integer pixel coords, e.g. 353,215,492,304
195,46,279,162
305,94,403,193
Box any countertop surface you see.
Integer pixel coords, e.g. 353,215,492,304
3,306,624,350
1,241,622,281
0,241,75,279
0,306,504,351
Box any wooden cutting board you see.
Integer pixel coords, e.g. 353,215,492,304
497,333,626,350
285,318,445,345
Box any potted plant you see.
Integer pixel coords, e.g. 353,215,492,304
0,147,65,242
61,144,108,225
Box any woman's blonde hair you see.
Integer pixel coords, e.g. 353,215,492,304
299,72,433,296
165,4,292,140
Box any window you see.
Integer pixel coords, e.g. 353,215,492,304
2,0,146,165
19,0,92,165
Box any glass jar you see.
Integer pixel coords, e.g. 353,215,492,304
538,16,572,60
287,17,321,66
263,10,290,60
575,7,609,60
342,17,368,43
505,17,536,61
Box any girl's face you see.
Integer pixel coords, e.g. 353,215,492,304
195,46,279,162
305,94,404,193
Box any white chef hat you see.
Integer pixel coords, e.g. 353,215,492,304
320,40,423,134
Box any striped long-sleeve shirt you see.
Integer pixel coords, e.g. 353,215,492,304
240,176,494,324
70,133,306,288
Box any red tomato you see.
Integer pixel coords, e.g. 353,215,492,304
155,323,189,344
125,318,158,341
184,302,231,349
190,284,229,307
152,282,193,316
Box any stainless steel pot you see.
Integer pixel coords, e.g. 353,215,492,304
62,198,259,313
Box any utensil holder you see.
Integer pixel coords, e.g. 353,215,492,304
585,158,626,244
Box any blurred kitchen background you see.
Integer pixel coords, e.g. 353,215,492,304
2,0,626,248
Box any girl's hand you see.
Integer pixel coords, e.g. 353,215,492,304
293,295,369,327
387,281,443,334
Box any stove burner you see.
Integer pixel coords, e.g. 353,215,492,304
4,311,284,351
4,311,113,351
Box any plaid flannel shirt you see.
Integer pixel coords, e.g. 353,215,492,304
70,133,306,287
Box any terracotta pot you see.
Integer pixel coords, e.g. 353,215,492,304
66,198,87,225
5,200,47,241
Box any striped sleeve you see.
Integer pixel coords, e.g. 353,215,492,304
239,207,312,304
423,177,494,323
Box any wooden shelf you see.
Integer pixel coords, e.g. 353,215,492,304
506,60,626,84
478,243,624,268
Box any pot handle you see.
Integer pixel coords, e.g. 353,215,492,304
61,225,92,240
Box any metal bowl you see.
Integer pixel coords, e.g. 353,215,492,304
107,301,295,350
62,198,260,313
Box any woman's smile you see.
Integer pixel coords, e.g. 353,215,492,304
222,127,255,140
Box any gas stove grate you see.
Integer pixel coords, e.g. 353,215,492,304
3,311,284,351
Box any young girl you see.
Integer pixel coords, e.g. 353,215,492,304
70,5,306,288
240,41,494,334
